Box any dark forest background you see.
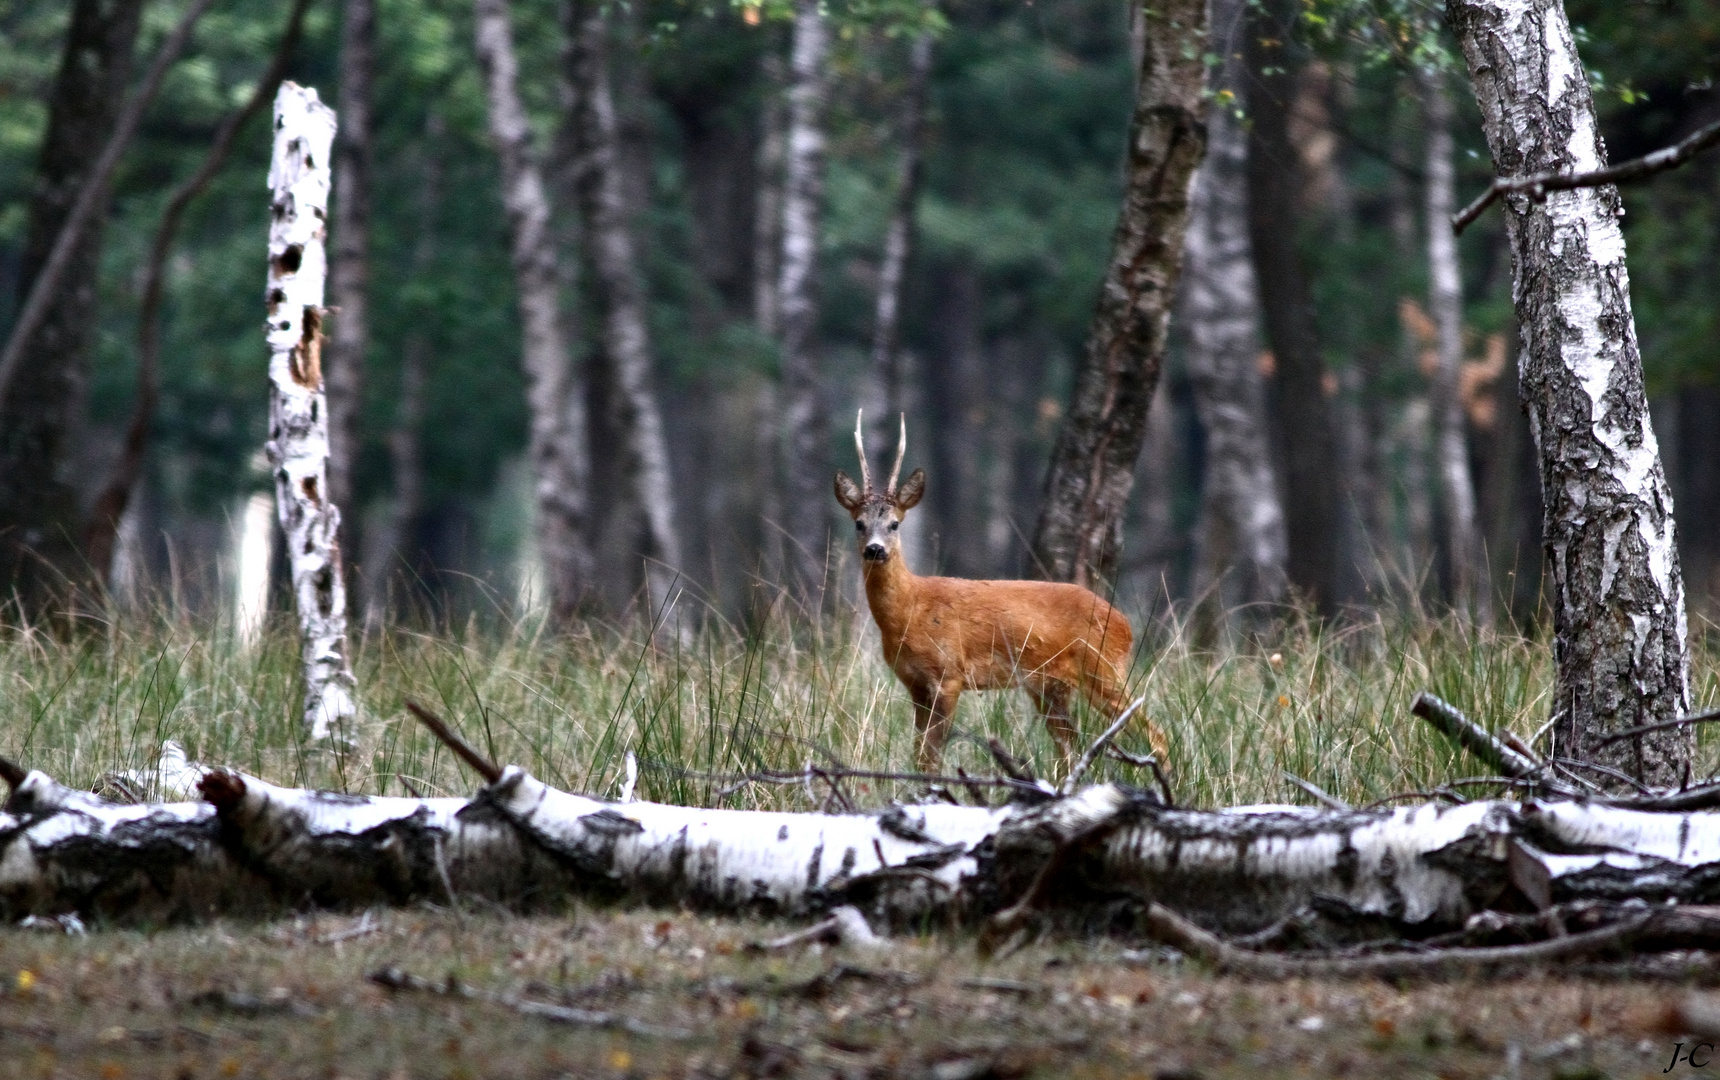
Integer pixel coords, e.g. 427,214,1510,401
0,0,1714,625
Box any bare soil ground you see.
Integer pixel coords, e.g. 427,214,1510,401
0,906,1702,1079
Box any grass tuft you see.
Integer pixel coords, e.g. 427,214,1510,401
2,603,1716,808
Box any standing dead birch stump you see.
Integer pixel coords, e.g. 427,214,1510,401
263,83,357,741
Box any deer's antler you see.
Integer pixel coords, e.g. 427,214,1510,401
886,413,907,495
854,409,874,495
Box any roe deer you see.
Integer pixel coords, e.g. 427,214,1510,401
835,411,1139,776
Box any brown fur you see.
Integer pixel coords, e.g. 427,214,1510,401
836,464,1134,774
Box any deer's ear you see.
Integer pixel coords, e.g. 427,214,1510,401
894,469,926,511
834,470,865,513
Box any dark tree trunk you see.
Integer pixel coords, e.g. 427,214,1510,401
867,28,933,459
361,112,442,629
775,0,832,598
563,0,684,620
751,52,788,589
1030,0,1208,589
1448,0,1690,786
926,265,986,576
325,0,375,521
82,0,311,590
1242,0,1339,612
0,0,143,614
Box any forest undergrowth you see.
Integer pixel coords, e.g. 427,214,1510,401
3,597,1718,810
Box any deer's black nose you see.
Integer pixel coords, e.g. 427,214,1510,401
863,543,887,561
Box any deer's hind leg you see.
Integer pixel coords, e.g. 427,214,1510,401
1078,669,1169,765
1028,681,1079,778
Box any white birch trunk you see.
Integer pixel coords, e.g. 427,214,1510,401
264,84,356,741
1447,0,1689,784
1184,0,1287,614
1421,70,1491,624
20,745,1720,936
776,0,831,597
564,0,683,621
474,0,595,622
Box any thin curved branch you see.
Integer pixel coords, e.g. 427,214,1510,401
0,0,215,414
1452,115,1720,234
82,0,315,582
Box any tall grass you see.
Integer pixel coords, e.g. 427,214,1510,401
2,601,1716,808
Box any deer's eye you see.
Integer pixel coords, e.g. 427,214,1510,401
855,520,865,531
889,521,900,531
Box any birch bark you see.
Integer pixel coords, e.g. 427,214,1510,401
1447,0,1689,784
474,0,596,621
776,0,832,597
563,0,684,619
263,84,357,741
325,0,375,518
1183,0,1287,616
1030,0,1208,589
1421,70,1491,623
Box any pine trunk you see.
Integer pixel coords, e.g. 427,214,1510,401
563,0,684,621
1183,0,1287,617
1030,0,1208,589
473,0,595,621
263,84,357,740
324,0,374,522
1242,0,1340,612
361,115,441,628
0,0,143,613
1447,0,1689,785
776,0,832,598
1421,70,1491,624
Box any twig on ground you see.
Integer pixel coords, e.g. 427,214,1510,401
1411,692,1542,779
1552,756,1654,794
955,767,990,807
315,911,382,945
1141,903,1648,979
985,738,1036,785
0,754,26,791
753,906,885,952
1106,746,1175,806
1282,771,1351,810
403,700,502,784
1060,696,1146,795
1594,707,1720,749
369,967,692,1039
1453,115,1720,234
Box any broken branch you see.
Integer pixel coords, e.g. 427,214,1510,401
1060,695,1146,795
1411,692,1542,780
1142,902,1647,979
404,700,502,783
1452,115,1720,235
369,967,692,1039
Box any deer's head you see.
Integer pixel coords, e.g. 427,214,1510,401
835,410,925,564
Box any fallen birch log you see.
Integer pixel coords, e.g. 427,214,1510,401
13,743,1720,964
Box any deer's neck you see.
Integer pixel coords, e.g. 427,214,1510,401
861,553,918,641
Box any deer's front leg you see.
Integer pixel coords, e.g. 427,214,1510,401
917,683,961,773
